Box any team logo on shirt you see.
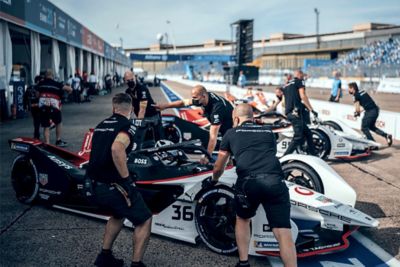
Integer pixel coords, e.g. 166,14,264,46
213,114,220,124
142,91,147,99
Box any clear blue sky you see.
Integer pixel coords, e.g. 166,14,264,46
50,0,400,48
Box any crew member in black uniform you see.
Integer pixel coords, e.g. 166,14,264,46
154,85,234,163
124,71,159,120
348,82,392,146
207,103,297,267
23,75,43,139
87,93,152,267
282,70,317,156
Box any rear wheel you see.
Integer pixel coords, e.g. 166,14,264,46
282,161,323,193
11,155,39,204
323,120,343,131
195,187,237,254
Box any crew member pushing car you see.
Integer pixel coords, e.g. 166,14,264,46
154,85,234,163
348,82,392,147
86,93,152,267
208,103,297,267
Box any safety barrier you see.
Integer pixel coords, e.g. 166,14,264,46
165,77,400,140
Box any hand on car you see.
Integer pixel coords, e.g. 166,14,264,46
200,155,209,165
201,177,217,189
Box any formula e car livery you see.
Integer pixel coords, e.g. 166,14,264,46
162,108,380,160
9,119,378,258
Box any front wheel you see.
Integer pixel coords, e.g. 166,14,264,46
310,129,331,159
11,155,39,204
195,187,237,254
282,161,323,193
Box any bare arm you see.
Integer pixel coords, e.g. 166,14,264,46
207,124,221,155
138,101,147,119
299,88,313,111
354,101,362,113
153,99,191,111
111,133,130,179
212,150,231,181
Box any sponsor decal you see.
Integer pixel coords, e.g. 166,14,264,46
213,114,220,124
154,222,184,231
316,195,332,203
301,242,342,252
346,114,357,121
39,173,48,186
337,143,346,148
254,241,279,249
132,142,137,151
47,155,73,169
254,233,275,239
263,224,271,232
334,151,349,156
183,132,192,140
322,109,330,115
134,158,148,165
294,187,314,196
39,188,61,195
11,142,30,152
321,221,343,231
290,199,352,223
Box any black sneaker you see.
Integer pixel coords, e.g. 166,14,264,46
94,252,124,267
131,261,147,267
235,261,250,267
55,140,68,147
386,134,393,147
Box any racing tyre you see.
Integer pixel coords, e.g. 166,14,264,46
195,187,237,254
311,129,331,159
323,120,343,131
11,155,39,204
282,161,323,193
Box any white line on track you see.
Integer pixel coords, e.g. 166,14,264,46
352,232,400,267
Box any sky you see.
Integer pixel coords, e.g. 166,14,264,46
50,0,400,49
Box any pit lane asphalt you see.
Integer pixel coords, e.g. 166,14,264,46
0,84,399,266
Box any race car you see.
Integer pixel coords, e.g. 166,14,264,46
162,109,380,160
9,119,378,258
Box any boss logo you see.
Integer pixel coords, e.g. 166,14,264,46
134,158,148,165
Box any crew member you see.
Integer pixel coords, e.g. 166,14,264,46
208,103,297,267
348,82,392,146
37,70,72,146
329,71,342,102
237,70,247,88
154,85,234,163
282,70,317,156
87,93,152,267
23,75,43,139
124,71,159,120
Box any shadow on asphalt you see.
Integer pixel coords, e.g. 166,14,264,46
355,201,386,218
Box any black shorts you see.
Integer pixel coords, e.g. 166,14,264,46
94,182,152,226
235,174,291,229
40,107,62,127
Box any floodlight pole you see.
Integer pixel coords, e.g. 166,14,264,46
314,8,320,49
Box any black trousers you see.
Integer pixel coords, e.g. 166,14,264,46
73,90,81,103
285,113,316,156
362,108,387,141
31,107,41,139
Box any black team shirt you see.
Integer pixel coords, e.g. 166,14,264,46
282,78,305,115
220,121,283,179
203,92,234,136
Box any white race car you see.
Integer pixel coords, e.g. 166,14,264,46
10,131,378,258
